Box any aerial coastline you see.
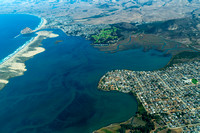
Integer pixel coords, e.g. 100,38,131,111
0,12,198,133
0,16,47,65
0,15,58,90
33,17,47,32
0,1,199,132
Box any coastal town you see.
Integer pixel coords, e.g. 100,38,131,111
2,0,200,49
0,0,200,133
98,61,200,132
45,16,110,40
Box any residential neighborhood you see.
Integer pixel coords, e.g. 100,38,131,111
98,61,200,132
45,16,110,39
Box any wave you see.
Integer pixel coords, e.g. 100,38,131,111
0,38,34,64
34,17,43,31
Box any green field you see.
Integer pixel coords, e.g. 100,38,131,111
192,79,198,84
91,27,119,44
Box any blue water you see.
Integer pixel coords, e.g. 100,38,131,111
0,15,171,133
0,14,41,62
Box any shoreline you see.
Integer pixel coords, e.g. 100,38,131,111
0,38,34,65
95,52,200,132
93,91,146,133
0,16,47,65
33,17,47,32
0,14,58,88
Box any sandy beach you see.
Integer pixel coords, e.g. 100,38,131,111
0,79,8,84
22,47,45,57
33,18,47,32
0,16,59,89
36,31,59,38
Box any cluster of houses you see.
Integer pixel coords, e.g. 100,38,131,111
45,16,109,39
98,61,200,132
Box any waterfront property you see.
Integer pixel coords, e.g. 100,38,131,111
98,61,200,132
0,14,172,133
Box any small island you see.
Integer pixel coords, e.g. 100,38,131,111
21,27,33,34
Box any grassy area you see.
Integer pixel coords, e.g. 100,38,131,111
101,129,115,133
154,126,168,133
91,27,119,44
192,79,198,84
94,123,122,133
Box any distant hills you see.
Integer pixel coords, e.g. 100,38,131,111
1,0,200,4
0,0,200,24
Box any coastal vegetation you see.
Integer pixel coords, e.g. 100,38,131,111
129,91,146,115
117,91,159,133
91,27,120,44
192,79,198,84
162,51,200,69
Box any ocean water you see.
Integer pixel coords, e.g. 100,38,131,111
0,15,171,133
0,14,41,63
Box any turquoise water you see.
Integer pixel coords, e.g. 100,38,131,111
0,14,171,133
0,14,41,63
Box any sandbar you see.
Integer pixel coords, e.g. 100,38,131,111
0,79,8,84
36,31,59,38
22,47,45,57
0,31,58,71
0,17,59,90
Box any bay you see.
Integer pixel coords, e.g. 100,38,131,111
0,14,171,133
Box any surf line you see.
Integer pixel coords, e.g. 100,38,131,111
14,34,21,38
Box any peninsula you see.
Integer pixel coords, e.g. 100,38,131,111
97,61,200,132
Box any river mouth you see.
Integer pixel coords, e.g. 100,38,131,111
0,28,171,133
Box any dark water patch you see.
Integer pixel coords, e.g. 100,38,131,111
51,93,96,129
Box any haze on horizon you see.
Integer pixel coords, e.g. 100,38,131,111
1,0,200,25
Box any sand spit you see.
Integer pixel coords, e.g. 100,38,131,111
0,29,59,89
0,79,8,84
8,62,27,71
36,31,59,38
22,47,45,57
